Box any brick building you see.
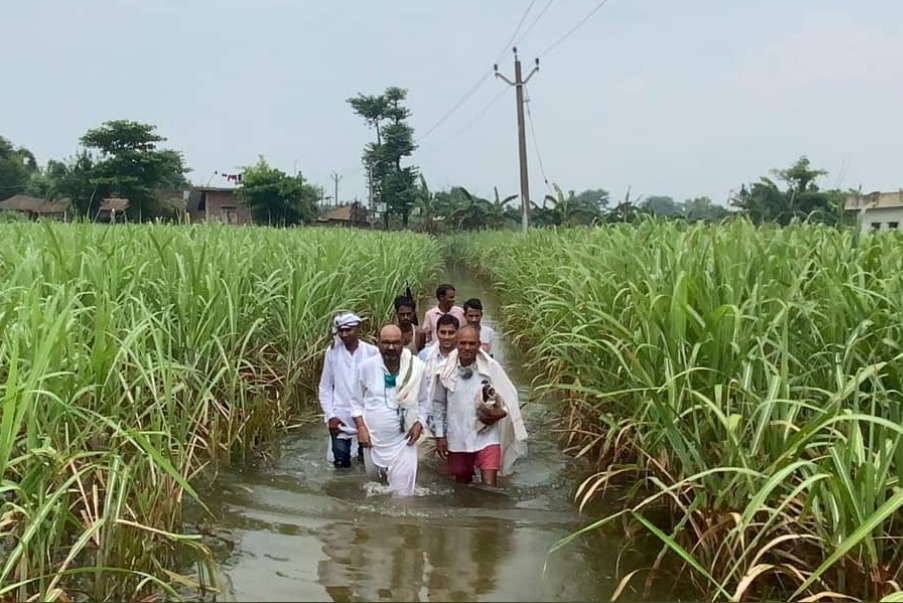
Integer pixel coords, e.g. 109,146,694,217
186,187,253,224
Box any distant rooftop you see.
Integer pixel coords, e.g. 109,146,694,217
0,194,71,214
845,190,903,211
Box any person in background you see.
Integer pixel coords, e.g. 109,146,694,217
463,298,495,357
351,324,429,496
431,326,527,486
394,294,425,354
421,284,466,346
318,312,380,468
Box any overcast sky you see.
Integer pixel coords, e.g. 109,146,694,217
3,1,901,205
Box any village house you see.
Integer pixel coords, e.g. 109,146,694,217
95,197,129,223
316,202,370,228
0,195,71,220
185,187,253,224
845,191,903,235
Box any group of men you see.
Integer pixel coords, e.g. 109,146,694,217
317,283,527,495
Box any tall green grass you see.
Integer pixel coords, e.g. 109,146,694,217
448,220,903,601
0,222,440,601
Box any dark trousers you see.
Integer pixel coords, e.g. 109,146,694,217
331,434,363,468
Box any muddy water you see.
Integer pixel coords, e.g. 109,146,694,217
196,271,687,602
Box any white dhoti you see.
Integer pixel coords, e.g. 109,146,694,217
351,350,430,497
361,405,418,496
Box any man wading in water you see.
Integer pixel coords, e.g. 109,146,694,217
421,284,466,347
351,325,429,495
431,326,527,486
318,313,380,468
419,314,459,376
394,294,425,354
463,297,495,357
420,314,460,436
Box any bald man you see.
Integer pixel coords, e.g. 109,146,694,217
350,324,430,496
432,325,526,486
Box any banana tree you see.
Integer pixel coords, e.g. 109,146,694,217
447,187,494,230
487,186,520,227
414,175,440,234
534,183,601,226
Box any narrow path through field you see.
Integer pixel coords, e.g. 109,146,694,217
190,268,690,602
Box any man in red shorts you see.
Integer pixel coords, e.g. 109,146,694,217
430,326,526,486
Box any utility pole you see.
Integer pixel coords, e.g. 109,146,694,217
495,47,539,233
330,172,342,208
367,163,373,212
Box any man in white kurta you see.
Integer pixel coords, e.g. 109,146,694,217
432,326,527,486
351,325,429,496
318,313,380,468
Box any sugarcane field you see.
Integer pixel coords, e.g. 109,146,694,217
2,2,903,602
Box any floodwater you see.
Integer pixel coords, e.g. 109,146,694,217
192,271,689,602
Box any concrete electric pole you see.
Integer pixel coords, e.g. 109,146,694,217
495,48,539,233
330,172,342,208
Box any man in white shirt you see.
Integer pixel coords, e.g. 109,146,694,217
419,313,459,435
351,324,430,496
432,326,521,486
418,313,459,370
317,312,380,468
463,298,495,356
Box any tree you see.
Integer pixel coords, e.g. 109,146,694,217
0,136,38,200
413,175,440,234
348,87,419,228
45,152,103,218
487,186,519,227
603,187,642,223
80,120,190,220
640,195,681,217
237,156,320,226
571,188,610,210
731,156,836,225
772,155,827,194
533,183,602,227
682,196,731,222
447,187,494,231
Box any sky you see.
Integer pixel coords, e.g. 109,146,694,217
2,0,902,206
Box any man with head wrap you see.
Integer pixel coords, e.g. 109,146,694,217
318,312,380,468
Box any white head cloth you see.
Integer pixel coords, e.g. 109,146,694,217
332,312,362,347
333,312,362,332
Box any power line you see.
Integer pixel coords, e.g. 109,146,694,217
415,1,539,145
539,0,612,57
414,70,493,143
524,84,554,194
515,0,557,48
441,87,509,145
495,0,538,62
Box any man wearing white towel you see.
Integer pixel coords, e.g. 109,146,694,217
351,324,430,496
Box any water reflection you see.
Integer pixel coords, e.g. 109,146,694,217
316,517,514,603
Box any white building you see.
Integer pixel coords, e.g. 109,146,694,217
845,191,903,235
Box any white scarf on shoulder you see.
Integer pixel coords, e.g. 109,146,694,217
438,349,528,476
